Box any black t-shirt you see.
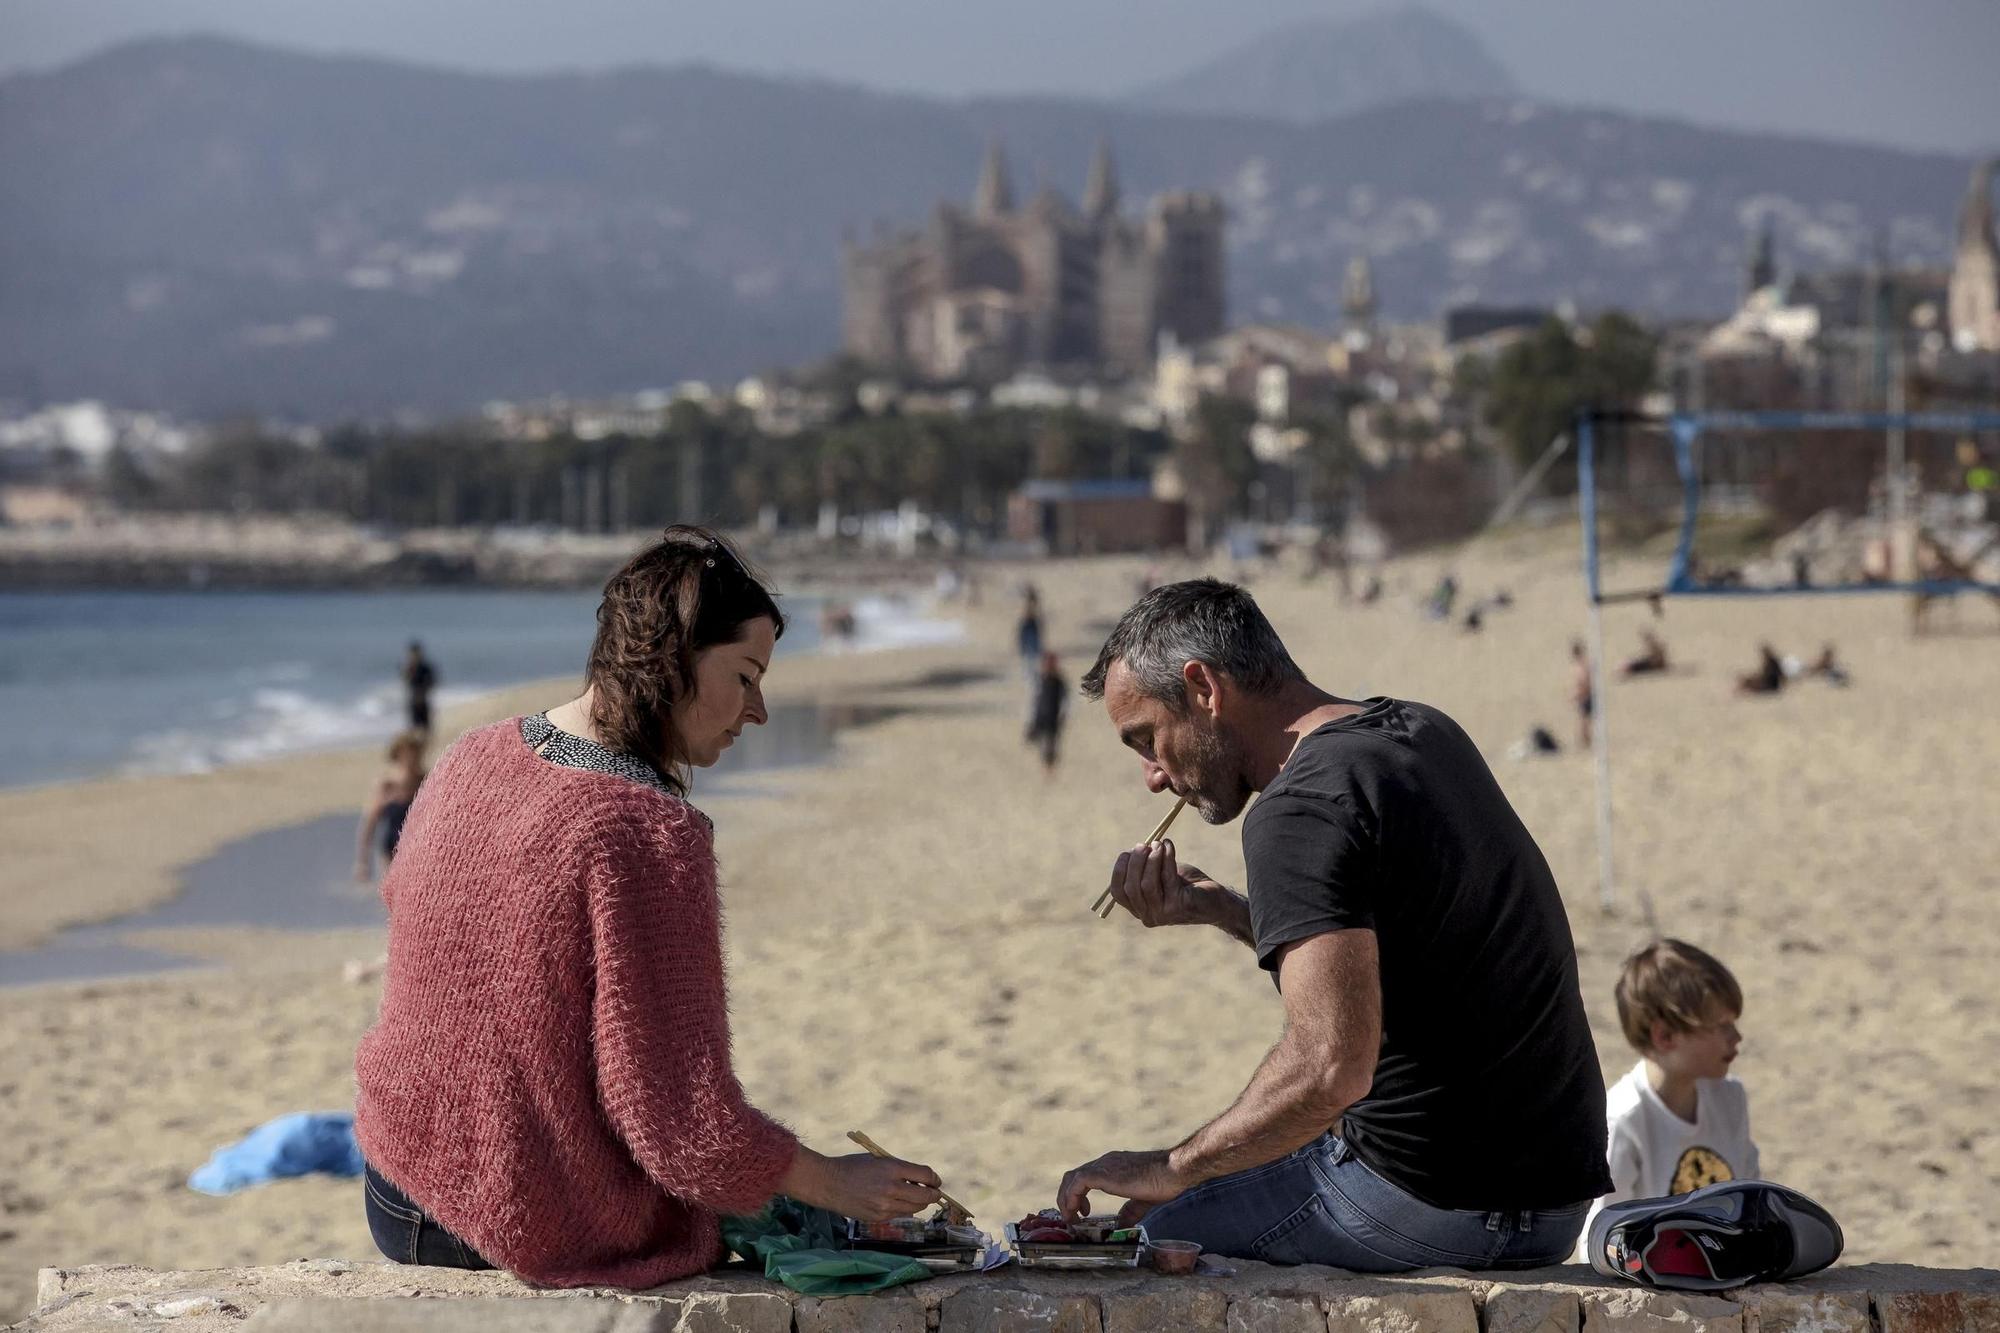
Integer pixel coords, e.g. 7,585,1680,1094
1243,697,1611,1211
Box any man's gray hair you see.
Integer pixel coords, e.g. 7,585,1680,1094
1081,578,1304,708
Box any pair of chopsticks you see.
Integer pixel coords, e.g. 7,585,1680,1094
847,1130,973,1221
1089,795,1187,919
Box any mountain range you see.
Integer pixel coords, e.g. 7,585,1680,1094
0,32,1975,419
1126,6,1517,123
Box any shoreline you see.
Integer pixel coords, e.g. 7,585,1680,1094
0,586,968,951
0,674,587,951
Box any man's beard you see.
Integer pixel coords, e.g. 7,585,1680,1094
1180,720,1254,825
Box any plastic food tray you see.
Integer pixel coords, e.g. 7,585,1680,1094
1004,1222,1143,1270
844,1219,986,1272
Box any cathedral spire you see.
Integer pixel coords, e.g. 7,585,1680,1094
1083,139,1120,220
1745,219,1776,297
1959,160,1998,254
1342,254,1378,330
973,139,1014,218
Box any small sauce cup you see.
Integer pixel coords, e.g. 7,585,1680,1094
1147,1238,1202,1274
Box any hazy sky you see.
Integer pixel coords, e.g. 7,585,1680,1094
7,0,1997,156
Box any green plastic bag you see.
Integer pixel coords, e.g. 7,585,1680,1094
722,1197,932,1295
763,1247,932,1295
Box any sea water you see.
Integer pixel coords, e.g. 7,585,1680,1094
0,587,957,790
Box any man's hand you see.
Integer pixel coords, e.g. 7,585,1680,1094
1056,1149,1188,1221
1102,840,1229,929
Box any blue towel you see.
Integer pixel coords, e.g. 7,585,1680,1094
188,1112,365,1195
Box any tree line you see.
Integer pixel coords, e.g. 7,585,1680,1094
95,313,1661,536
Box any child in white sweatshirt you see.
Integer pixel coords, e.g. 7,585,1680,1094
1580,939,1760,1259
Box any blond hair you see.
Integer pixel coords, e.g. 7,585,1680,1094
1614,938,1743,1052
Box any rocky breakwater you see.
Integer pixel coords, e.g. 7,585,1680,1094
19,1259,2000,1332
0,517,649,589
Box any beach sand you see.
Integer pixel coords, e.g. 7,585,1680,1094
4,542,1998,1317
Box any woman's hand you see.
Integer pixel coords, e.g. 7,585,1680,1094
781,1148,943,1222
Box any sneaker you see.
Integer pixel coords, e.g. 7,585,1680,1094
1586,1181,1843,1291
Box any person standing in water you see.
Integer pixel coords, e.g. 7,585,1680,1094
403,641,439,734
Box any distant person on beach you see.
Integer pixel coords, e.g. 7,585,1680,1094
354,527,940,1285
1736,643,1785,695
1572,639,1595,748
1809,643,1851,687
1016,586,1044,679
402,642,438,734
354,731,427,883
1024,650,1069,776
1059,579,1609,1270
819,600,857,645
1424,572,1458,621
1620,630,1670,678
1506,726,1563,761
1580,940,1757,1257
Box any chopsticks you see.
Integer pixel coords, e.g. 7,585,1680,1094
847,1130,973,1221
1090,795,1187,919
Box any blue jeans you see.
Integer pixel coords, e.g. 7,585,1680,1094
1141,1134,1589,1272
363,1162,494,1270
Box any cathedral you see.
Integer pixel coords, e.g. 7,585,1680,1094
1947,159,2000,353
841,141,1226,381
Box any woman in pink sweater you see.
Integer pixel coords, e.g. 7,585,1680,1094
354,527,941,1287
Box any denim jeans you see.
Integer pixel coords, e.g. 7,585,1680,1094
1141,1133,1589,1272
363,1162,495,1270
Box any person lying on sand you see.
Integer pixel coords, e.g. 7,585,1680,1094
1736,644,1785,696
1620,631,1669,678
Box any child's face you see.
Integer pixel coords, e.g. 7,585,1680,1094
1652,1002,1742,1082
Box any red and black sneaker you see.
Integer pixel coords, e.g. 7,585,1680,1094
1587,1182,1843,1291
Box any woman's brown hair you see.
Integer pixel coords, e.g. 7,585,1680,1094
584,526,785,794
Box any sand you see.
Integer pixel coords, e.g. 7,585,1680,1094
4,540,1998,1318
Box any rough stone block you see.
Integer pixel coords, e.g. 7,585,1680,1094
243,1297,640,1331
796,1292,929,1333
1224,1294,1324,1333
1581,1288,1742,1333
937,1286,1103,1333
1728,1288,1869,1333
1877,1291,2000,1333
1101,1284,1227,1333
661,1290,795,1333
1485,1285,1580,1333
1326,1290,1478,1333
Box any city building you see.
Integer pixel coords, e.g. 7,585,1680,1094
841,141,1226,381
1006,478,1186,554
1948,160,2000,353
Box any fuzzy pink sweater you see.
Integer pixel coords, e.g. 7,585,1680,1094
354,719,799,1287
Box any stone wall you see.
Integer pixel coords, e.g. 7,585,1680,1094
20,1259,1999,1333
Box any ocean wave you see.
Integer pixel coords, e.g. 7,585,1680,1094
822,594,965,654
107,595,960,778
122,683,484,777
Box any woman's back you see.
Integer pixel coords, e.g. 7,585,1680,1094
355,719,797,1288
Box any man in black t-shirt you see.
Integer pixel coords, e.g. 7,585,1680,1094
1056,579,1610,1271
